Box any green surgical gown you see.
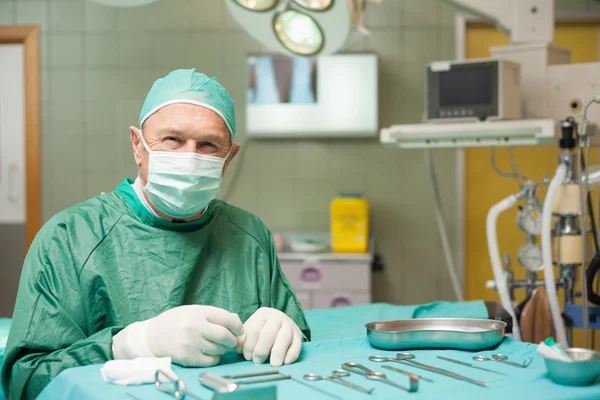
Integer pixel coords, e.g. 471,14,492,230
1,179,310,400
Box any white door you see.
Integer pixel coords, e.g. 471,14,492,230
0,44,26,223
0,44,26,317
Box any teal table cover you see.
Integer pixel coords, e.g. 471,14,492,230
31,302,599,400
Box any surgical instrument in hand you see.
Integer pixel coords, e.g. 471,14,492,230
342,362,419,393
369,353,488,388
304,370,375,394
381,365,435,383
437,356,508,376
473,354,533,368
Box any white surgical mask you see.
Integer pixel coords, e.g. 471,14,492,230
137,130,230,219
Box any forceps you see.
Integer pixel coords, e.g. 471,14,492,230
304,370,374,394
381,365,435,383
437,356,507,376
342,362,419,393
369,353,488,388
473,354,532,368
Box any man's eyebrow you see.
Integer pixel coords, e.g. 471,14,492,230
197,134,228,144
156,128,228,144
156,128,186,136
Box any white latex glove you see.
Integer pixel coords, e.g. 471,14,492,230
237,307,302,367
113,305,244,367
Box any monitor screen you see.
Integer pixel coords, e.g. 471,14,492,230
439,66,493,107
247,55,318,105
245,53,378,138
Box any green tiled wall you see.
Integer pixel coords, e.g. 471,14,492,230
2,0,592,304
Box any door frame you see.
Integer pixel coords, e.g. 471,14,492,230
0,25,41,248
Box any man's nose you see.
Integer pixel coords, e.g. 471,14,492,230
182,140,197,153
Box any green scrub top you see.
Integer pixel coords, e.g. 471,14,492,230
1,179,310,400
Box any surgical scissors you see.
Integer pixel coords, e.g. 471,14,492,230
342,362,419,393
304,370,374,394
369,353,488,388
473,354,532,368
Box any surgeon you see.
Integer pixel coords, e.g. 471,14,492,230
1,69,310,400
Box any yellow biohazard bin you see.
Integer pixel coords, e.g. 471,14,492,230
330,193,369,253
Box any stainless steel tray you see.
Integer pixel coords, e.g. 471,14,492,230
366,318,506,351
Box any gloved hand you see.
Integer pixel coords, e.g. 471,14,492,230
113,305,244,367
237,307,302,368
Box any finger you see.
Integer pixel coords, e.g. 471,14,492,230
243,317,267,361
197,338,230,356
178,353,220,368
205,309,245,337
252,318,283,365
269,325,293,368
284,330,302,365
203,322,239,349
235,332,246,354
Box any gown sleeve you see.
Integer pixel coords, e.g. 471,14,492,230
1,222,123,400
266,236,312,341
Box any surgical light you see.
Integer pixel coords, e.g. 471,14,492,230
225,0,351,58
273,10,324,56
234,0,278,11
293,0,334,11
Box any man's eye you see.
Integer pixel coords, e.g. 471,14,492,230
198,142,218,149
164,137,181,143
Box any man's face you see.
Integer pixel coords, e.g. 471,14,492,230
129,103,240,186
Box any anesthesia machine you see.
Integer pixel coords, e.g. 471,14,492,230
381,0,600,349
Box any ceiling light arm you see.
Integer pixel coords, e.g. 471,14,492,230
439,0,510,33
439,0,554,44
277,0,291,12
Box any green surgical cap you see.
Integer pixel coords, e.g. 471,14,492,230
139,69,235,137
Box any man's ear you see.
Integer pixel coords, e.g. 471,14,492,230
130,126,143,167
223,142,241,174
